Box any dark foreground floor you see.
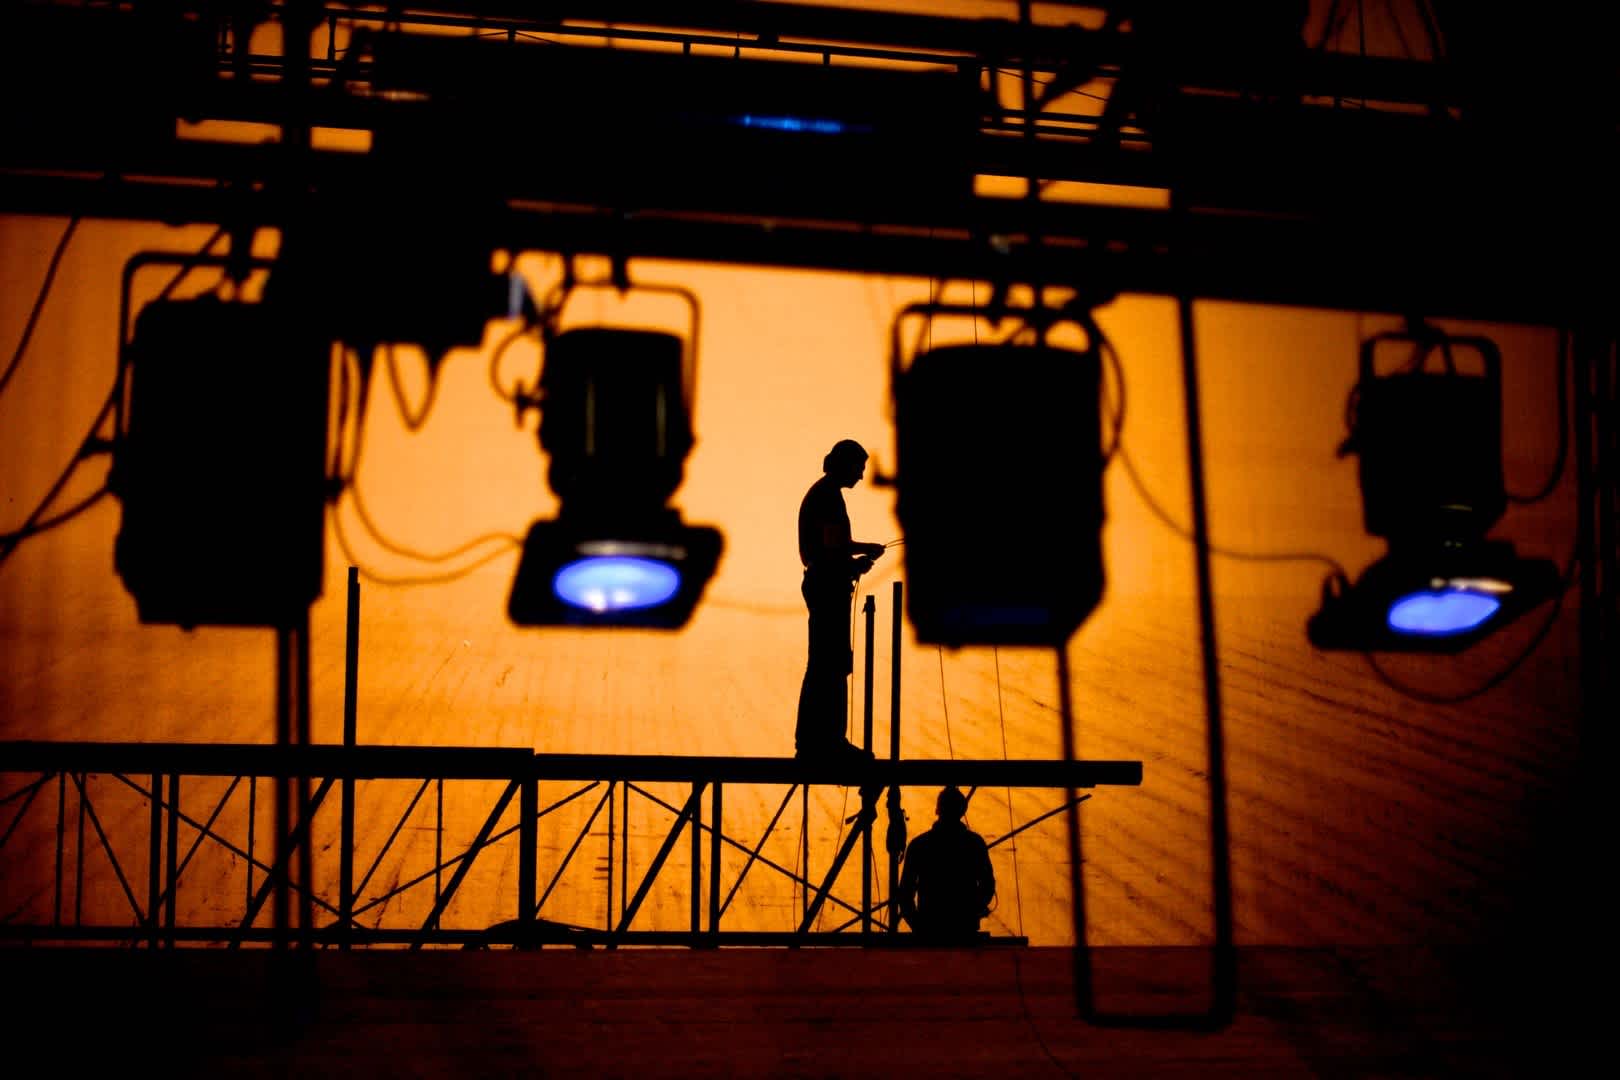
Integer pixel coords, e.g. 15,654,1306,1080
4,944,1589,1077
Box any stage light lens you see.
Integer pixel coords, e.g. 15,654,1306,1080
1386,589,1502,637
553,556,681,613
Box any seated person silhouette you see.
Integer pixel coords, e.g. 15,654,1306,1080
897,786,996,942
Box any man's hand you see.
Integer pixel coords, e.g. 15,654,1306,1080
853,555,875,577
859,542,886,559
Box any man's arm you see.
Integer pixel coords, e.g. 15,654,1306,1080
897,841,920,927
816,522,884,563
974,835,996,913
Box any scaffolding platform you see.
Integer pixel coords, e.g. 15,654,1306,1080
0,741,1141,949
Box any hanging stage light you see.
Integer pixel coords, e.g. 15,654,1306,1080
1307,324,1561,652
112,292,329,628
507,301,723,630
890,297,1107,648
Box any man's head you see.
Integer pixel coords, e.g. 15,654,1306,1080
823,439,868,488
936,786,967,822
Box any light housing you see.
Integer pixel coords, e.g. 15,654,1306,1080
111,295,328,627
508,512,723,630
508,324,723,630
893,306,1106,648
1309,325,1560,651
1307,539,1561,653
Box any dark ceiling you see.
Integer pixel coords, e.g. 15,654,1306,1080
2,1,1615,326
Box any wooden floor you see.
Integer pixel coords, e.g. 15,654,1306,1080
6,944,1587,1077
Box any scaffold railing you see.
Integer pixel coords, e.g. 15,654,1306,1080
0,740,1141,950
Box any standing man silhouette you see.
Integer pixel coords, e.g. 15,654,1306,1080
795,439,886,762
897,786,996,941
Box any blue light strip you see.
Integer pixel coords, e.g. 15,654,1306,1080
729,113,872,135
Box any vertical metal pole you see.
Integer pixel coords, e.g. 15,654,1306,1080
1175,289,1235,1023
274,625,292,948
888,580,903,931
861,594,876,933
709,782,722,937
519,765,537,936
340,569,358,947
75,774,85,927
165,773,180,945
801,785,810,925
148,771,162,949
54,772,65,927
434,777,444,929
247,776,256,919
606,781,615,932
295,611,313,947
621,781,629,923
690,781,702,937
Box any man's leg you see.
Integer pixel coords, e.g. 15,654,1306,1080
797,579,853,753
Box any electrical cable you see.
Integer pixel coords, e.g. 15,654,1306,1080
384,342,439,432
487,319,537,404
2,226,226,571
1114,443,1352,580
1507,328,1570,504
335,347,522,567
330,504,517,587
0,485,109,545
0,215,79,401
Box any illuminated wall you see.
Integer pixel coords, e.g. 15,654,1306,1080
0,207,1581,947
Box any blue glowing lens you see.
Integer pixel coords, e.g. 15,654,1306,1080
553,557,681,613
1386,589,1502,637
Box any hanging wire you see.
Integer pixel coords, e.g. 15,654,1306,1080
330,347,522,584
3,226,228,569
384,343,440,432
1105,312,1351,580
1506,328,1571,504
0,216,80,401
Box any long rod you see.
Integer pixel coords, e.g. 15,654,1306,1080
54,771,65,927
147,770,161,949
532,785,611,918
798,800,876,934
340,566,358,948
1175,288,1236,1026
274,625,290,948
861,594,875,934
412,779,522,948
164,773,180,945
295,612,313,946
709,782,722,936
519,771,538,933
986,793,1091,851
718,784,799,919
616,783,706,937
690,782,701,936
621,781,629,924
888,580,903,932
